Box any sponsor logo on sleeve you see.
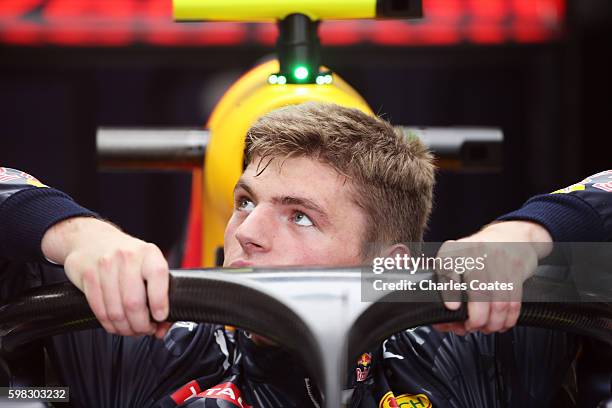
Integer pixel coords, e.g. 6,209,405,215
582,170,612,183
552,171,612,194
551,184,586,194
593,181,612,193
0,168,47,187
0,167,20,183
379,391,432,408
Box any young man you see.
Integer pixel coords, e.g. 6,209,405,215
1,103,610,407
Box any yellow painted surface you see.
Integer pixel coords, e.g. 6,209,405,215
174,0,376,22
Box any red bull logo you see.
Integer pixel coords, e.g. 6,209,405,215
358,352,372,367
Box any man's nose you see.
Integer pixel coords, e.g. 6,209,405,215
234,206,275,255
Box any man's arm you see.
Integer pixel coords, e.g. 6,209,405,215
439,170,612,335
0,167,96,261
0,167,171,338
497,169,612,241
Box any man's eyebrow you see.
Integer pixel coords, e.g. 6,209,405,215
277,196,329,219
234,180,256,198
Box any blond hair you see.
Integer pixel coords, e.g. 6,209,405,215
245,102,435,257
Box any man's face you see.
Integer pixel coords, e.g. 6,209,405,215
223,155,368,268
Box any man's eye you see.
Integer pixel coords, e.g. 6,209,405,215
293,212,314,227
237,198,255,212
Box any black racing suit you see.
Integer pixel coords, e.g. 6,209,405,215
1,167,611,408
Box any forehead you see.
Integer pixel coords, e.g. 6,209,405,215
242,155,347,195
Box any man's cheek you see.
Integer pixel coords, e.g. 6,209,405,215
264,235,308,265
287,237,337,265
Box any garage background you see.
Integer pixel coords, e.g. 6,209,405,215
1,0,610,263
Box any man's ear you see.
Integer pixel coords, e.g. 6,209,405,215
381,243,411,258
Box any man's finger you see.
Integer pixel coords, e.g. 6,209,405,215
81,269,115,334
437,241,474,311
465,301,490,331
99,255,133,336
119,253,155,335
443,301,461,311
142,244,169,322
503,301,522,331
438,269,462,310
482,301,509,333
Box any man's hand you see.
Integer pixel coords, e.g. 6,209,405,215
434,220,553,335
42,217,171,338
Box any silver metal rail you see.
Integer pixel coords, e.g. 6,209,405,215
96,127,502,171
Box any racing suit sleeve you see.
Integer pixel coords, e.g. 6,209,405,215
0,168,231,407
497,170,612,241
0,167,97,262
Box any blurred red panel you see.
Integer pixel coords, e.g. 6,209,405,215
194,23,246,46
553,0,566,19
0,21,40,45
512,0,533,18
145,23,182,46
139,0,174,44
467,0,508,20
370,21,461,46
511,0,564,43
423,0,462,20
0,0,41,18
513,19,550,43
148,23,246,46
320,21,362,46
467,21,507,44
41,1,135,45
0,0,566,47
255,23,278,46
511,0,564,22
371,21,417,45
44,25,92,46
416,23,461,45
89,28,133,46
43,0,88,19
94,0,136,20
44,25,131,46
141,0,172,18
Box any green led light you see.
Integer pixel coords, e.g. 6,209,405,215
277,75,287,85
325,74,333,84
316,76,325,85
268,74,278,85
293,66,309,81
